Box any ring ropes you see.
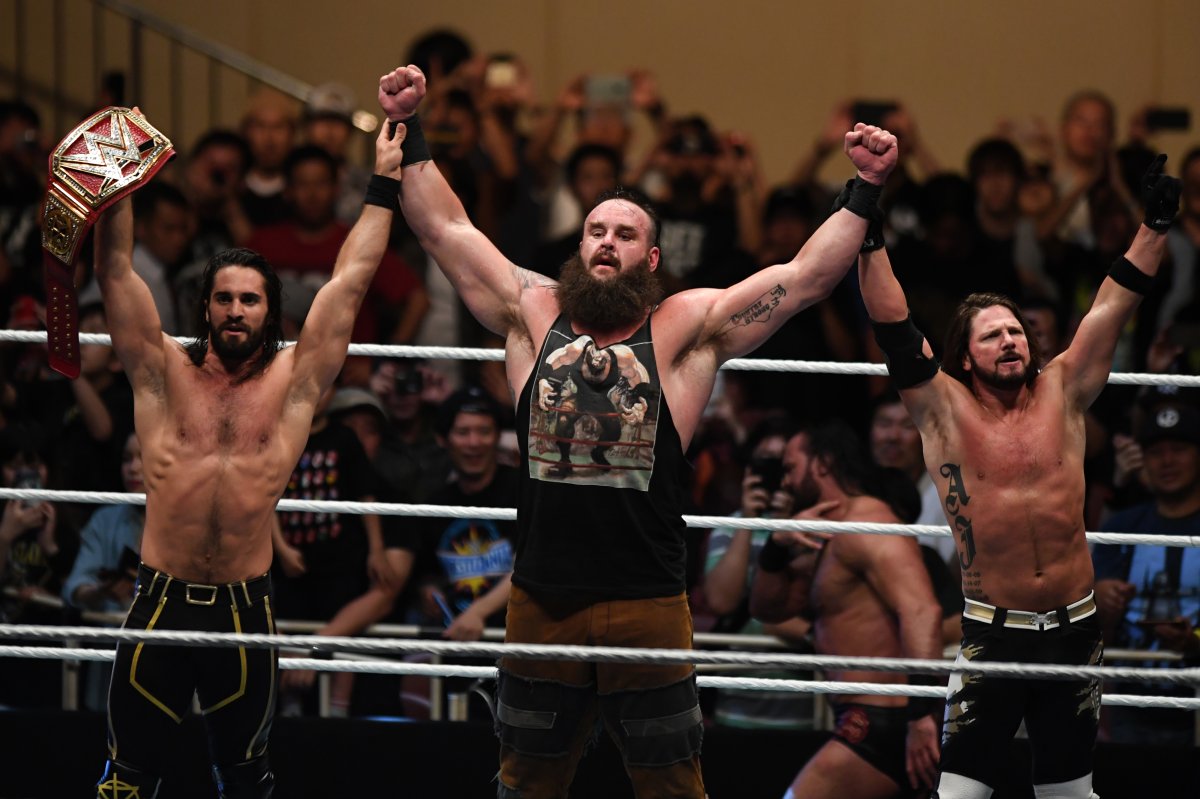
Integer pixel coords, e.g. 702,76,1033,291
1,331,1196,711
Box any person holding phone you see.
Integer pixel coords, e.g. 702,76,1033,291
1092,400,1200,746
702,417,813,730
750,422,943,799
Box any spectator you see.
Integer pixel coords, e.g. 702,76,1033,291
1093,400,1200,746
272,386,412,717
239,90,297,228
0,100,44,309
702,416,815,730
1158,146,1200,334
369,360,454,504
750,422,943,798
303,82,372,225
131,182,192,334
246,145,427,348
0,424,74,709
62,431,144,710
406,385,516,641
16,302,133,530
532,143,622,278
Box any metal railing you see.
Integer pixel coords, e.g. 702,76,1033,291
4,0,378,141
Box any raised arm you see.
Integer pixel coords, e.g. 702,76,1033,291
379,65,547,338
857,244,949,428
93,195,166,391
693,124,897,364
290,124,403,400
1056,154,1179,409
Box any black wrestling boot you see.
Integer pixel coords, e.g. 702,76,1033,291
97,759,161,799
213,756,275,798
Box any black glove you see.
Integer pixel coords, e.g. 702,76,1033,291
1141,153,1182,232
831,178,886,252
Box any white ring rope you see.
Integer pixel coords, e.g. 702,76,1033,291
2,488,1195,549
4,331,1198,387
4,625,1198,686
3,646,1197,711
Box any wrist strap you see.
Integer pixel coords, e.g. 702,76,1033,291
1108,256,1154,295
757,537,791,573
364,174,401,212
906,673,944,720
396,114,431,167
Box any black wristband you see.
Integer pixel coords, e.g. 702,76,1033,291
831,177,885,251
363,174,401,212
757,536,791,573
906,674,943,720
396,114,431,167
1108,256,1154,295
841,175,884,220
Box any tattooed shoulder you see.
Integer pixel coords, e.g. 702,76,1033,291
515,267,556,290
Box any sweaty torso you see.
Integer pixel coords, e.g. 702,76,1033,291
136,342,312,583
809,496,911,707
922,371,1093,610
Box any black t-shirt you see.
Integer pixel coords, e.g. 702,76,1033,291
278,422,378,571
402,465,519,626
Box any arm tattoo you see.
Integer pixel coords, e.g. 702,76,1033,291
515,267,556,291
718,285,786,335
940,462,976,570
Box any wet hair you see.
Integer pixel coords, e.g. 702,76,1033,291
802,419,880,497
592,186,660,247
282,144,339,183
967,138,1025,183
185,248,284,382
942,292,1044,388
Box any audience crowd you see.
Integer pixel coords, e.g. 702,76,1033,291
0,30,1197,743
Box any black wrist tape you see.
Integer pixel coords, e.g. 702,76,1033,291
397,114,431,167
860,207,885,252
1108,256,1154,295
363,174,401,212
757,537,791,573
841,175,884,220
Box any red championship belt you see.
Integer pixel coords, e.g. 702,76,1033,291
41,107,174,377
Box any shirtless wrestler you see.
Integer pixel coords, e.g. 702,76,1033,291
90,115,407,799
751,422,942,799
855,155,1180,798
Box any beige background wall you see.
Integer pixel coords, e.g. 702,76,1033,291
3,0,1199,184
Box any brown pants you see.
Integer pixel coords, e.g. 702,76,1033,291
497,584,705,799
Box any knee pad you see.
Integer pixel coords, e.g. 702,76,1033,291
212,755,275,799
934,771,994,799
1033,774,1098,799
599,675,703,768
495,670,595,757
97,759,161,799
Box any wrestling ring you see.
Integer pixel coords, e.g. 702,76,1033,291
1,333,1197,798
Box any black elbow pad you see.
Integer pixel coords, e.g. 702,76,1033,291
872,315,939,389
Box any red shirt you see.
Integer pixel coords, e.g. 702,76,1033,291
246,221,420,342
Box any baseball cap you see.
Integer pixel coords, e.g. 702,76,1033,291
305,82,355,123
1138,403,1200,447
327,387,388,423
435,385,502,436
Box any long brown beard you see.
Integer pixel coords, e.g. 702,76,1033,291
556,251,663,331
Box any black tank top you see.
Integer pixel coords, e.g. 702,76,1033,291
514,313,689,598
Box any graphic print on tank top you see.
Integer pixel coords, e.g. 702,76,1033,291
527,321,661,491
